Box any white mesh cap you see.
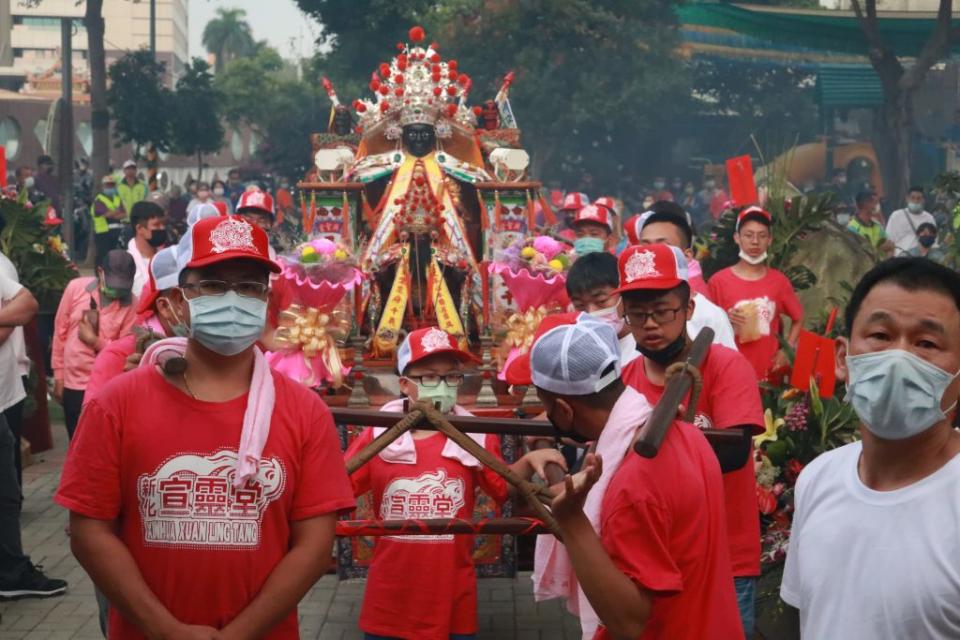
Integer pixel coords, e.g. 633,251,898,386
186,202,221,227
175,225,194,277
151,245,180,291
531,315,621,396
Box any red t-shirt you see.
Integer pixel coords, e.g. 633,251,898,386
344,429,509,640
688,274,711,301
708,267,803,378
623,346,763,577
83,332,137,407
595,420,742,640
55,366,355,639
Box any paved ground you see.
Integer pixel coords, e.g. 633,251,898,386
1,423,582,639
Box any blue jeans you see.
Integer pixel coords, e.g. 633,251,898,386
734,576,756,638
365,635,476,640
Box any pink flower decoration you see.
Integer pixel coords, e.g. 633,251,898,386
309,238,337,255
532,236,562,260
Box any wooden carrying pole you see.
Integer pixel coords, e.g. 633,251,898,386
634,328,714,458
336,517,549,537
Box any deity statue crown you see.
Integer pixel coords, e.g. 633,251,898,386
353,25,478,139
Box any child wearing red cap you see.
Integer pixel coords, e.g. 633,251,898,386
344,326,565,640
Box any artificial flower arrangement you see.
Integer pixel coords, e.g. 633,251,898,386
488,235,573,377
267,238,362,389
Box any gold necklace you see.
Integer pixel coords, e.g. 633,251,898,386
181,370,198,400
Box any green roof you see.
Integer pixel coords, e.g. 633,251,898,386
816,64,883,108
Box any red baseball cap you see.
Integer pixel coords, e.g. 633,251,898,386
571,204,612,231
236,189,275,217
184,214,280,273
736,205,772,232
593,196,617,215
503,312,579,386
623,211,654,245
560,192,589,211
397,326,478,375
614,243,688,294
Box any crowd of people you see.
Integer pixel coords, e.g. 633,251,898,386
0,165,958,640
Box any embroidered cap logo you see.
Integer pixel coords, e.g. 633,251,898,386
209,218,258,255
421,327,452,353
624,249,661,283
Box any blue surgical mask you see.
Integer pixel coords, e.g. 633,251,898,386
417,381,458,414
574,237,605,255
103,187,117,197
846,349,958,440
907,202,924,214
187,291,267,356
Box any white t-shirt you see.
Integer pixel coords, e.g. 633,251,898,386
689,293,738,350
127,238,150,298
619,333,640,367
886,208,936,256
0,267,26,412
782,440,960,639
0,253,28,379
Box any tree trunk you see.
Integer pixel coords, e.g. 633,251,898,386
85,0,108,181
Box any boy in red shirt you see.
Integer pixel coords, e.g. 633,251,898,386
56,215,355,639
615,243,764,637
708,206,804,379
345,326,565,640
530,315,742,640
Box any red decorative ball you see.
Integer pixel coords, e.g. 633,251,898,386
396,43,404,51
379,85,389,96
355,101,367,113
394,74,404,84
354,371,364,381
457,259,468,269
472,105,482,116
447,70,458,81
446,86,457,96
430,41,439,50
397,57,407,71
457,74,470,86
370,78,381,92
431,53,441,63
415,175,425,186
432,64,442,74
448,60,458,70
433,86,442,97
409,26,425,42
379,63,391,78
394,87,404,96
380,100,390,112
432,73,442,84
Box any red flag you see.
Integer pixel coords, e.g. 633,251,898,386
726,155,758,207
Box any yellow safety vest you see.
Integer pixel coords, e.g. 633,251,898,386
90,193,123,234
117,180,147,215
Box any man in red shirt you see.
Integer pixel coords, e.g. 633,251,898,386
614,243,764,637
530,315,742,640
709,206,804,379
56,215,355,639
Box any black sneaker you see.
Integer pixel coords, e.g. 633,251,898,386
0,565,68,600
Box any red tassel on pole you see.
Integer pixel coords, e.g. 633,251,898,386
538,194,557,226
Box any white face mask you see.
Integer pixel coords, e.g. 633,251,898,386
589,302,625,334
738,250,767,265
846,349,959,440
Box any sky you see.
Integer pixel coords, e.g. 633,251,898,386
188,0,323,61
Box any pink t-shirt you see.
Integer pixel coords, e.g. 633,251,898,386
708,267,803,378
55,365,355,639
623,345,764,578
344,428,508,640
52,277,138,390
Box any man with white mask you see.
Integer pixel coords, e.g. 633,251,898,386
708,206,803,379
886,186,937,256
782,257,960,639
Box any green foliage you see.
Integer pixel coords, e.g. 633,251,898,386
202,7,256,73
691,59,819,155
296,0,690,193
216,46,321,180
0,192,78,312
107,49,174,155
169,59,224,172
